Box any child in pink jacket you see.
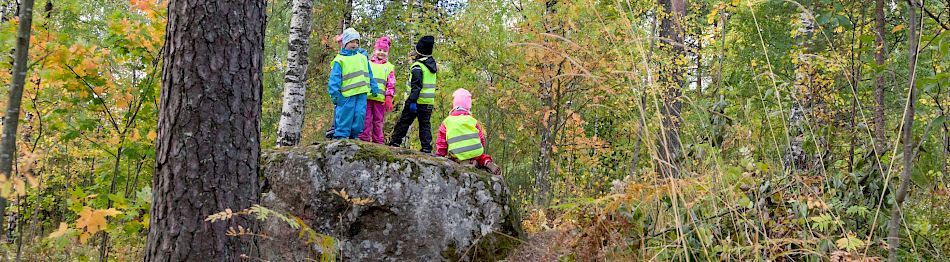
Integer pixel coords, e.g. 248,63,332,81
359,37,397,144
436,88,502,176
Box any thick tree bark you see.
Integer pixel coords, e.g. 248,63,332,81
874,0,887,156
0,0,34,233
887,2,919,261
276,0,314,147
657,0,685,177
145,0,265,261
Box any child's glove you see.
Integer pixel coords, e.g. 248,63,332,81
409,103,417,113
384,96,394,112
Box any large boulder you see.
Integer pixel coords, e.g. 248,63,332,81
259,140,522,261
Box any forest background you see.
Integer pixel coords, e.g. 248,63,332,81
0,0,948,260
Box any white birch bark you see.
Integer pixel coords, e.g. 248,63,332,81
276,0,315,146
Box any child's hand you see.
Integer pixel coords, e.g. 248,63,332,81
409,103,417,113
331,94,341,105
384,96,394,112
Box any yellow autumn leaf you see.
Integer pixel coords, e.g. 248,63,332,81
75,207,101,232
333,188,350,201
130,129,141,141
48,222,71,239
79,232,93,243
351,197,374,205
116,95,130,108
107,134,121,146
75,207,122,241
147,130,157,141
892,24,904,33
707,9,719,25
81,57,98,71
835,234,865,251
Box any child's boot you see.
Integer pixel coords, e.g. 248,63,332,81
484,161,501,176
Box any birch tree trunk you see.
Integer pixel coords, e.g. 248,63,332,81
785,12,814,173
276,0,315,147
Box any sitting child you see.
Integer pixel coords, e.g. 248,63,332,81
435,88,501,176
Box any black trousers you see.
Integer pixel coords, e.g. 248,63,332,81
389,103,433,152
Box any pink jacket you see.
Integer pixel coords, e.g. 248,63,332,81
370,56,396,97
436,109,486,157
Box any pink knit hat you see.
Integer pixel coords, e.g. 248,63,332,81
375,36,391,52
334,34,343,45
452,88,472,110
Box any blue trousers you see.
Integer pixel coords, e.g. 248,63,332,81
333,93,367,139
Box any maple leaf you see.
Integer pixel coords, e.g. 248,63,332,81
48,222,72,239
75,207,122,243
891,24,904,33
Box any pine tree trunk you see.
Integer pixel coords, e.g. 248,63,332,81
657,0,685,177
887,2,919,261
145,0,265,260
874,0,887,156
276,0,315,147
0,0,35,234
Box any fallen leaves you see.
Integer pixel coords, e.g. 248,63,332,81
332,188,374,206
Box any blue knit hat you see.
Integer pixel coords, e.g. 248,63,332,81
341,28,360,46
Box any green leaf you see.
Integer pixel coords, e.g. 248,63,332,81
846,206,869,217
917,77,938,93
931,115,947,129
835,235,865,251
738,194,753,209
61,130,80,142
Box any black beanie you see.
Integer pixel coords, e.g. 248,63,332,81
415,35,435,56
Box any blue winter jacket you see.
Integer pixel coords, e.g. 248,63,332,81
328,48,379,104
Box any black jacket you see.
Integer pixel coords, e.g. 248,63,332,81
407,56,438,104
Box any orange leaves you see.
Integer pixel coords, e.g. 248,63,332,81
48,222,72,239
74,207,122,243
130,0,167,19
332,188,374,206
0,163,40,199
47,207,123,243
130,0,152,12
891,24,905,33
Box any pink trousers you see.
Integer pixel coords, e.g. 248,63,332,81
359,100,387,144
